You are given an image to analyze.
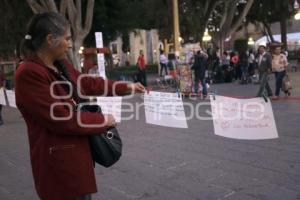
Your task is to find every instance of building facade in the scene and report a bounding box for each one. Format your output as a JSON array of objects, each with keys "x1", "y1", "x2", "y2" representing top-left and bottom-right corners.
[{"x1": 109, "y1": 29, "x2": 160, "y2": 67}]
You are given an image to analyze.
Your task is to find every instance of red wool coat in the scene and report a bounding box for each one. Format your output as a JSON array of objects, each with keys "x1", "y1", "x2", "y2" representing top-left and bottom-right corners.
[{"x1": 15, "y1": 57, "x2": 128, "y2": 200}]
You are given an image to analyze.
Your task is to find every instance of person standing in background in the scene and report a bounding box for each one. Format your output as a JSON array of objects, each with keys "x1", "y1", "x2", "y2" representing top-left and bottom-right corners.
[
  {"x1": 221, "y1": 51, "x2": 232, "y2": 83},
  {"x1": 248, "y1": 49, "x2": 255, "y2": 76},
  {"x1": 191, "y1": 50, "x2": 208, "y2": 98},
  {"x1": 137, "y1": 50, "x2": 147, "y2": 86},
  {"x1": 272, "y1": 46, "x2": 288, "y2": 100},
  {"x1": 231, "y1": 52, "x2": 240, "y2": 81},
  {"x1": 238, "y1": 51, "x2": 249, "y2": 84},
  {"x1": 256, "y1": 45, "x2": 273, "y2": 98},
  {"x1": 159, "y1": 50, "x2": 168, "y2": 76}
]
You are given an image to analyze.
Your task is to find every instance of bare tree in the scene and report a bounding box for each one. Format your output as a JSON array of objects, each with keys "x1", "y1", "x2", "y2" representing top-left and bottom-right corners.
[
  {"x1": 26, "y1": 0, "x2": 95, "y2": 70},
  {"x1": 212, "y1": 0, "x2": 254, "y2": 51},
  {"x1": 223, "y1": 0, "x2": 254, "y2": 38}
]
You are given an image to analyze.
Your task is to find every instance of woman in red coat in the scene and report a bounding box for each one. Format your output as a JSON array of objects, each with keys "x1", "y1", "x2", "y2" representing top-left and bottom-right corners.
[{"x1": 15, "y1": 12, "x2": 145, "y2": 200}]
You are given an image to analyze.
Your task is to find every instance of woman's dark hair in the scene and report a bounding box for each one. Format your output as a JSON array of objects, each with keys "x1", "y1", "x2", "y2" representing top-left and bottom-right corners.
[
  {"x1": 20, "y1": 12, "x2": 72, "y2": 85},
  {"x1": 20, "y1": 12, "x2": 70, "y2": 57}
]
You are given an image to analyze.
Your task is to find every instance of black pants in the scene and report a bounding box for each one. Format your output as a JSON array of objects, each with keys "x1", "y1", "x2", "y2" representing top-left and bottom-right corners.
[
  {"x1": 138, "y1": 69, "x2": 147, "y2": 87},
  {"x1": 256, "y1": 73, "x2": 273, "y2": 97},
  {"x1": 274, "y1": 70, "x2": 286, "y2": 96},
  {"x1": 160, "y1": 63, "x2": 168, "y2": 76},
  {"x1": 194, "y1": 77, "x2": 207, "y2": 95},
  {"x1": 235, "y1": 65, "x2": 242, "y2": 80},
  {"x1": 75, "y1": 194, "x2": 92, "y2": 200}
]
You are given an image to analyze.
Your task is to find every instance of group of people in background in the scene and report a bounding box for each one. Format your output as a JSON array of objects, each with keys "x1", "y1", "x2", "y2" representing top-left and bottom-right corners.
[
  {"x1": 0, "y1": 44, "x2": 292, "y2": 126},
  {"x1": 158, "y1": 44, "x2": 290, "y2": 100},
  {"x1": 256, "y1": 45, "x2": 290, "y2": 99}
]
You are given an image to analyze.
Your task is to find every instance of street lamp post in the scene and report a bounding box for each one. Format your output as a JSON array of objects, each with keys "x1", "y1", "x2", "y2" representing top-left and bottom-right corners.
[
  {"x1": 294, "y1": 0, "x2": 300, "y2": 20},
  {"x1": 295, "y1": 10, "x2": 300, "y2": 20},
  {"x1": 203, "y1": 30, "x2": 212, "y2": 42},
  {"x1": 248, "y1": 37, "x2": 255, "y2": 45},
  {"x1": 173, "y1": 0, "x2": 181, "y2": 56},
  {"x1": 202, "y1": 29, "x2": 212, "y2": 49}
]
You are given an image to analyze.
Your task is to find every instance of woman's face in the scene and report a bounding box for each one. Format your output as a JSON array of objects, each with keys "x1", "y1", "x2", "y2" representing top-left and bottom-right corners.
[
  {"x1": 48, "y1": 28, "x2": 72, "y2": 60},
  {"x1": 259, "y1": 47, "x2": 265, "y2": 54},
  {"x1": 274, "y1": 47, "x2": 281, "y2": 55}
]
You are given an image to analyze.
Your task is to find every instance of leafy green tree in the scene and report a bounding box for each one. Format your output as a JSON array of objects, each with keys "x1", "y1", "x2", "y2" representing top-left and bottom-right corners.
[
  {"x1": 247, "y1": 0, "x2": 297, "y2": 49},
  {"x1": 0, "y1": 0, "x2": 32, "y2": 58}
]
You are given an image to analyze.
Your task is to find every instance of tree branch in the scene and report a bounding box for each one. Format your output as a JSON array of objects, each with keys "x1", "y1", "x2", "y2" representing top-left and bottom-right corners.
[
  {"x1": 46, "y1": 0, "x2": 58, "y2": 12},
  {"x1": 76, "y1": 0, "x2": 82, "y2": 30},
  {"x1": 60, "y1": 0, "x2": 68, "y2": 15},
  {"x1": 227, "y1": 0, "x2": 255, "y2": 37},
  {"x1": 82, "y1": 0, "x2": 94, "y2": 36},
  {"x1": 224, "y1": 0, "x2": 238, "y2": 30},
  {"x1": 66, "y1": 0, "x2": 77, "y2": 32},
  {"x1": 39, "y1": 0, "x2": 47, "y2": 8},
  {"x1": 203, "y1": 0, "x2": 221, "y2": 29},
  {"x1": 263, "y1": 21, "x2": 275, "y2": 42},
  {"x1": 26, "y1": 0, "x2": 45, "y2": 13},
  {"x1": 218, "y1": 2, "x2": 228, "y2": 30},
  {"x1": 204, "y1": 0, "x2": 210, "y2": 14}
]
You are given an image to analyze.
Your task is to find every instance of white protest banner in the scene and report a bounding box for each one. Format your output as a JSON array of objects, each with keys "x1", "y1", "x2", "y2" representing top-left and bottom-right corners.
[
  {"x1": 210, "y1": 95, "x2": 278, "y2": 140},
  {"x1": 144, "y1": 91, "x2": 188, "y2": 128},
  {"x1": 6, "y1": 90, "x2": 17, "y2": 108},
  {"x1": 0, "y1": 88, "x2": 6, "y2": 105},
  {"x1": 95, "y1": 32, "x2": 106, "y2": 79},
  {"x1": 96, "y1": 97, "x2": 122, "y2": 123}
]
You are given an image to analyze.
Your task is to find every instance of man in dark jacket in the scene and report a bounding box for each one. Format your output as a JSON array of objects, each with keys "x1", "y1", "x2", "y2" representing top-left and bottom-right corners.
[
  {"x1": 192, "y1": 50, "x2": 208, "y2": 98},
  {"x1": 256, "y1": 45, "x2": 273, "y2": 97}
]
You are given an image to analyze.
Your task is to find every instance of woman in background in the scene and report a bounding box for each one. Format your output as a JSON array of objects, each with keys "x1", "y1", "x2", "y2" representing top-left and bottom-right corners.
[{"x1": 272, "y1": 46, "x2": 288, "y2": 99}]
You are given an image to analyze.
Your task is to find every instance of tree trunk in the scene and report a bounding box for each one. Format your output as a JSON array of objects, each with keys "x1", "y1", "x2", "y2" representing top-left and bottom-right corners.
[
  {"x1": 280, "y1": 17, "x2": 287, "y2": 50},
  {"x1": 263, "y1": 21, "x2": 275, "y2": 42},
  {"x1": 213, "y1": 0, "x2": 254, "y2": 51},
  {"x1": 26, "y1": 0, "x2": 94, "y2": 71},
  {"x1": 199, "y1": 1, "x2": 220, "y2": 47},
  {"x1": 199, "y1": 28, "x2": 205, "y2": 48},
  {"x1": 72, "y1": 38, "x2": 84, "y2": 70},
  {"x1": 226, "y1": 0, "x2": 255, "y2": 38}
]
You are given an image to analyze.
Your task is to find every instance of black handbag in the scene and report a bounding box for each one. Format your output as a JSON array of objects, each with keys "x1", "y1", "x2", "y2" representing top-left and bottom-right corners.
[
  {"x1": 50, "y1": 62, "x2": 122, "y2": 168},
  {"x1": 79, "y1": 102, "x2": 122, "y2": 168}
]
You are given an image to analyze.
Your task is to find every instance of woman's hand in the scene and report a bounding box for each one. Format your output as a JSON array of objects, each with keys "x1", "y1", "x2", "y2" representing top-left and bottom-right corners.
[
  {"x1": 127, "y1": 82, "x2": 146, "y2": 94},
  {"x1": 103, "y1": 114, "x2": 117, "y2": 127}
]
